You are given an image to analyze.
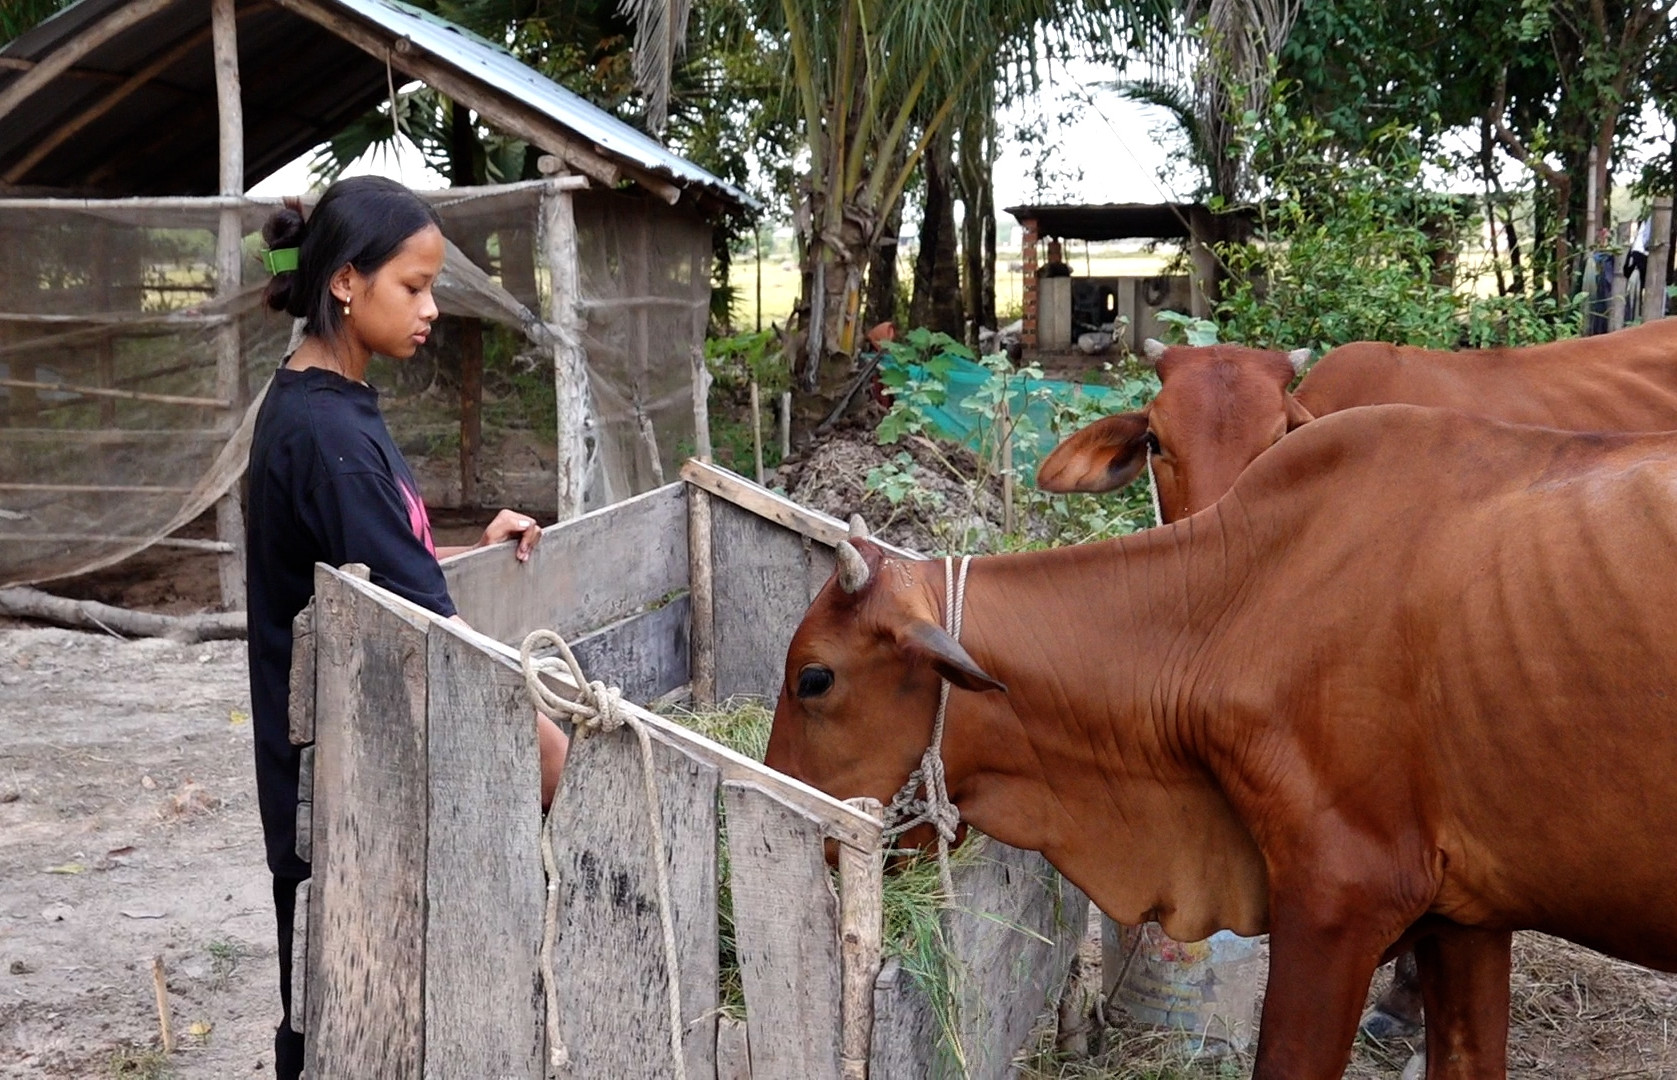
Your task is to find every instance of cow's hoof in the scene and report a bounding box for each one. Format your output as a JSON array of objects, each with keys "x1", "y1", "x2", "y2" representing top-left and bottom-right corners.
[
  {"x1": 1400, "y1": 1049, "x2": 1426, "y2": 1080},
  {"x1": 1359, "y1": 1004, "x2": 1423, "y2": 1042}
]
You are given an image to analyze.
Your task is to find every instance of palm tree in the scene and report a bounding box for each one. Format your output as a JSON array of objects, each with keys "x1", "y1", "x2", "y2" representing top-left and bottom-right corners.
[{"x1": 737, "y1": 0, "x2": 1172, "y2": 419}]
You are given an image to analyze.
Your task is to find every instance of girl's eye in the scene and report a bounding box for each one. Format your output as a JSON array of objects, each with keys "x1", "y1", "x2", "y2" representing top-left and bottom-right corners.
[{"x1": 796, "y1": 665, "x2": 834, "y2": 699}]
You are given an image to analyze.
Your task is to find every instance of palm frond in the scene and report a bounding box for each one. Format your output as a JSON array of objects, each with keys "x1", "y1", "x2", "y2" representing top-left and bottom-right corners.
[{"x1": 616, "y1": 0, "x2": 692, "y2": 135}]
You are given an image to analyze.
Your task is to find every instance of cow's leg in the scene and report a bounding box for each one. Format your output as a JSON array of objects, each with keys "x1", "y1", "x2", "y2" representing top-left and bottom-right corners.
[
  {"x1": 1414, "y1": 925, "x2": 1511, "y2": 1080},
  {"x1": 1252, "y1": 900, "x2": 1392, "y2": 1080},
  {"x1": 1362, "y1": 949, "x2": 1425, "y2": 1040}
]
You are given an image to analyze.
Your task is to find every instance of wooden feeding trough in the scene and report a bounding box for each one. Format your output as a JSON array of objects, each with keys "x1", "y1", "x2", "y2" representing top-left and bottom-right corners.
[{"x1": 288, "y1": 461, "x2": 1088, "y2": 1079}]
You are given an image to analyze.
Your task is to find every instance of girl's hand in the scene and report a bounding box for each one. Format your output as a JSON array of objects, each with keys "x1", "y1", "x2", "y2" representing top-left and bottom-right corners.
[{"x1": 477, "y1": 509, "x2": 543, "y2": 562}]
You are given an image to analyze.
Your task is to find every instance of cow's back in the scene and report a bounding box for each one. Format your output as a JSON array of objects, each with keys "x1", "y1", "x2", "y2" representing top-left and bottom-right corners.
[
  {"x1": 1295, "y1": 320, "x2": 1677, "y2": 431},
  {"x1": 1206, "y1": 405, "x2": 1677, "y2": 968}
]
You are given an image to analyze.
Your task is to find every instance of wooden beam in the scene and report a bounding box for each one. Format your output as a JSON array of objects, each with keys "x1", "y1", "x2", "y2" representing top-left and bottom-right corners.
[
  {"x1": 0, "y1": 0, "x2": 178, "y2": 121},
  {"x1": 679, "y1": 459, "x2": 921, "y2": 559},
  {"x1": 543, "y1": 181, "x2": 591, "y2": 519},
  {"x1": 4, "y1": 25, "x2": 213, "y2": 183},
  {"x1": 267, "y1": 0, "x2": 624, "y2": 190},
  {"x1": 0, "y1": 482, "x2": 196, "y2": 495},
  {"x1": 0, "y1": 533, "x2": 234, "y2": 552},
  {"x1": 212, "y1": 0, "x2": 247, "y2": 612},
  {"x1": 0, "y1": 379, "x2": 230, "y2": 408}
]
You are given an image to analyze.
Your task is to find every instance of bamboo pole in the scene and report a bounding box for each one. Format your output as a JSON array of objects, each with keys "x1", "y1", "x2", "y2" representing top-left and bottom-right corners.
[
  {"x1": 1648, "y1": 197, "x2": 1673, "y2": 321},
  {"x1": 0, "y1": 534, "x2": 234, "y2": 552},
  {"x1": 779, "y1": 391, "x2": 791, "y2": 461},
  {"x1": 212, "y1": 0, "x2": 248, "y2": 611},
  {"x1": 0, "y1": 483, "x2": 196, "y2": 495}
]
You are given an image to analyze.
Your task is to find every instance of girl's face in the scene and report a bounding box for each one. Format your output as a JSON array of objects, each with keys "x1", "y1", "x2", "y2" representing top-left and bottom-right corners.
[{"x1": 333, "y1": 224, "x2": 444, "y2": 360}]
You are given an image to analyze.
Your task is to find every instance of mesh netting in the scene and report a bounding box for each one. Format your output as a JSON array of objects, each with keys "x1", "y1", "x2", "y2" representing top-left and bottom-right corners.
[{"x1": 0, "y1": 182, "x2": 711, "y2": 590}]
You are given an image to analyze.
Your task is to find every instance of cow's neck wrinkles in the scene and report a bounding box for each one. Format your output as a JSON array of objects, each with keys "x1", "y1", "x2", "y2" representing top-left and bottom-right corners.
[{"x1": 934, "y1": 518, "x2": 1270, "y2": 941}]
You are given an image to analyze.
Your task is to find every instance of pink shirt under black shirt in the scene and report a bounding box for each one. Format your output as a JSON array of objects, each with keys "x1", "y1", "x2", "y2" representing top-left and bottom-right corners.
[{"x1": 244, "y1": 364, "x2": 455, "y2": 879}]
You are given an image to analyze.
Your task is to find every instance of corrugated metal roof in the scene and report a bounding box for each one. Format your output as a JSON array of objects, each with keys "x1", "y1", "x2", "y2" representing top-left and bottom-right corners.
[
  {"x1": 322, "y1": 0, "x2": 755, "y2": 210},
  {"x1": 0, "y1": 0, "x2": 754, "y2": 211}
]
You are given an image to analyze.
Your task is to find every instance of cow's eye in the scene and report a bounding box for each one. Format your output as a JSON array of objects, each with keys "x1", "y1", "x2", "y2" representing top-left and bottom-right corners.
[
  {"x1": 1144, "y1": 430, "x2": 1161, "y2": 455},
  {"x1": 797, "y1": 665, "x2": 834, "y2": 698}
]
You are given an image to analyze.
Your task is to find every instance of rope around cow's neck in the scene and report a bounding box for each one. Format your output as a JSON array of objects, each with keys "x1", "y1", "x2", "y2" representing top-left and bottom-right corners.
[
  {"x1": 1145, "y1": 445, "x2": 1164, "y2": 528},
  {"x1": 880, "y1": 553, "x2": 972, "y2": 901},
  {"x1": 520, "y1": 628, "x2": 688, "y2": 1080}
]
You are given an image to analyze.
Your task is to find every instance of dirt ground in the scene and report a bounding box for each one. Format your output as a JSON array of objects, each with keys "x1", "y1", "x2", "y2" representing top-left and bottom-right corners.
[{"x1": 6, "y1": 512, "x2": 1677, "y2": 1078}]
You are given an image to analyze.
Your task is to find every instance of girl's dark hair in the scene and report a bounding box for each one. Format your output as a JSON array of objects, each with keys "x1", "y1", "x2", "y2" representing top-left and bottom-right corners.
[{"x1": 261, "y1": 175, "x2": 443, "y2": 338}]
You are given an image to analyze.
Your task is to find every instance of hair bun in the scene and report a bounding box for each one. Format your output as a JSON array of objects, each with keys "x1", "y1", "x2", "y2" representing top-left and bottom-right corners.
[{"x1": 261, "y1": 199, "x2": 308, "y2": 315}]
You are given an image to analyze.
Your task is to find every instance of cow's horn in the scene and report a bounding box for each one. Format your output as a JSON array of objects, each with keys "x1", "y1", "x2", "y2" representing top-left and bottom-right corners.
[
  {"x1": 836, "y1": 541, "x2": 870, "y2": 593},
  {"x1": 1141, "y1": 338, "x2": 1167, "y2": 367},
  {"x1": 1287, "y1": 347, "x2": 1311, "y2": 375},
  {"x1": 847, "y1": 513, "x2": 870, "y2": 540}
]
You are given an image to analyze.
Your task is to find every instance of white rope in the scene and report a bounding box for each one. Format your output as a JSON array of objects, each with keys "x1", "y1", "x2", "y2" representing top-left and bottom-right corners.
[
  {"x1": 880, "y1": 554, "x2": 972, "y2": 901},
  {"x1": 1145, "y1": 444, "x2": 1164, "y2": 528},
  {"x1": 520, "y1": 629, "x2": 688, "y2": 1080}
]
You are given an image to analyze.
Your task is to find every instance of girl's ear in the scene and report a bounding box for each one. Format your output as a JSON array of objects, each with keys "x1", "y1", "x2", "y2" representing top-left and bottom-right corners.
[{"x1": 329, "y1": 263, "x2": 355, "y2": 303}]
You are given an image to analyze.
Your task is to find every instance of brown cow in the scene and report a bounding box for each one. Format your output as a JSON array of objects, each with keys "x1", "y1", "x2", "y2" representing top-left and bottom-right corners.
[
  {"x1": 1036, "y1": 319, "x2": 1677, "y2": 523},
  {"x1": 769, "y1": 405, "x2": 1677, "y2": 1080}
]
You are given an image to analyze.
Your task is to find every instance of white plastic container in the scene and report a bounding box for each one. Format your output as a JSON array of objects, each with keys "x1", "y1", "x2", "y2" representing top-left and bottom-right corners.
[{"x1": 1104, "y1": 920, "x2": 1267, "y2": 1052}]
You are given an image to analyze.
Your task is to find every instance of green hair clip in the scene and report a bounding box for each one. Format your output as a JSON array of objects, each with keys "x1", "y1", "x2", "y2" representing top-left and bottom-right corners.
[{"x1": 261, "y1": 247, "x2": 300, "y2": 275}]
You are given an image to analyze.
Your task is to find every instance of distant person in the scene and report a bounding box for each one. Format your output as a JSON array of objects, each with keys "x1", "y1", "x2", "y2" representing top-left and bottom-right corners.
[
  {"x1": 1625, "y1": 217, "x2": 1652, "y2": 323},
  {"x1": 1037, "y1": 237, "x2": 1073, "y2": 278},
  {"x1": 246, "y1": 176, "x2": 569, "y2": 1080}
]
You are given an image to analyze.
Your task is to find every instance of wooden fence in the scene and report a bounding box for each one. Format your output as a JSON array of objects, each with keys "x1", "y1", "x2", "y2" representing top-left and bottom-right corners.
[{"x1": 289, "y1": 461, "x2": 1088, "y2": 1079}]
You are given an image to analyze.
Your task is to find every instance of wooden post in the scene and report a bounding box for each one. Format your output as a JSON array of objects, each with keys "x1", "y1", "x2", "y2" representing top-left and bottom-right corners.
[
  {"x1": 459, "y1": 318, "x2": 484, "y2": 507},
  {"x1": 692, "y1": 343, "x2": 713, "y2": 463},
  {"x1": 779, "y1": 391, "x2": 792, "y2": 461},
  {"x1": 838, "y1": 798, "x2": 884, "y2": 1080},
  {"x1": 999, "y1": 395, "x2": 1014, "y2": 537},
  {"x1": 1609, "y1": 252, "x2": 1627, "y2": 332},
  {"x1": 750, "y1": 379, "x2": 764, "y2": 483},
  {"x1": 542, "y1": 177, "x2": 591, "y2": 519},
  {"x1": 1648, "y1": 197, "x2": 1673, "y2": 321},
  {"x1": 211, "y1": 0, "x2": 247, "y2": 611},
  {"x1": 687, "y1": 485, "x2": 716, "y2": 705}
]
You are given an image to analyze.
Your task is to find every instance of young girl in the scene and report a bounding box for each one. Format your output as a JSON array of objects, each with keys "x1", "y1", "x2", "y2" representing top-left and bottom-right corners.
[{"x1": 245, "y1": 175, "x2": 568, "y2": 1079}]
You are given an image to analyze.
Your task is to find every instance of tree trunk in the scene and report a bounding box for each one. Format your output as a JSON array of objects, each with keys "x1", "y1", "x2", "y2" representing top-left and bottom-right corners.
[
  {"x1": 955, "y1": 109, "x2": 997, "y2": 343},
  {"x1": 910, "y1": 133, "x2": 965, "y2": 337},
  {"x1": 863, "y1": 174, "x2": 905, "y2": 330}
]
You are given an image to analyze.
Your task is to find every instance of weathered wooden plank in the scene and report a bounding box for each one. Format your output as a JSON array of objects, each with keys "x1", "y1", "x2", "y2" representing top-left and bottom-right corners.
[
  {"x1": 305, "y1": 565, "x2": 432, "y2": 1078},
  {"x1": 548, "y1": 725, "x2": 720, "y2": 1080},
  {"x1": 328, "y1": 578, "x2": 884, "y2": 853},
  {"x1": 867, "y1": 957, "x2": 939, "y2": 1080},
  {"x1": 422, "y1": 621, "x2": 547, "y2": 1080},
  {"x1": 868, "y1": 839, "x2": 1090, "y2": 1080},
  {"x1": 294, "y1": 745, "x2": 314, "y2": 863},
  {"x1": 722, "y1": 780, "x2": 844, "y2": 1080},
  {"x1": 943, "y1": 841, "x2": 1088, "y2": 1079},
  {"x1": 441, "y1": 481, "x2": 688, "y2": 646},
  {"x1": 567, "y1": 595, "x2": 691, "y2": 704},
  {"x1": 288, "y1": 600, "x2": 315, "y2": 746},
  {"x1": 680, "y1": 460, "x2": 919, "y2": 560},
  {"x1": 711, "y1": 499, "x2": 826, "y2": 702},
  {"x1": 716, "y1": 1016, "x2": 751, "y2": 1080},
  {"x1": 290, "y1": 878, "x2": 309, "y2": 1036}
]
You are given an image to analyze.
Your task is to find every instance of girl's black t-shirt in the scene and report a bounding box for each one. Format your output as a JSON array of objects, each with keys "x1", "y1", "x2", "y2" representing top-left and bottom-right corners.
[{"x1": 245, "y1": 365, "x2": 456, "y2": 878}]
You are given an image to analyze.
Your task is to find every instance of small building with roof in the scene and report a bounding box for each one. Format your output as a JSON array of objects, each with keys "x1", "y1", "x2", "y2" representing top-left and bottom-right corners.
[{"x1": 0, "y1": 0, "x2": 754, "y2": 601}]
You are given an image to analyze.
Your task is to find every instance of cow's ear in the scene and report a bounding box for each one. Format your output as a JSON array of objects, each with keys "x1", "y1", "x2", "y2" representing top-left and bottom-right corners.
[
  {"x1": 899, "y1": 620, "x2": 1007, "y2": 694},
  {"x1": 1035, "y1": 410, "x2": 1152, "y2": 494},
  {"x1": 1284, "y1": 394, "x2": 1315, "y2": 431}
]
